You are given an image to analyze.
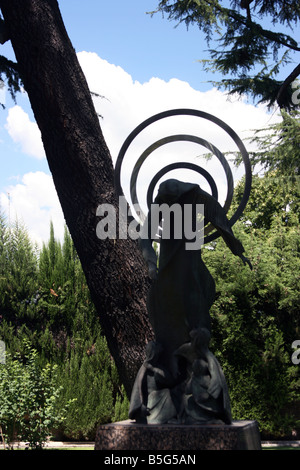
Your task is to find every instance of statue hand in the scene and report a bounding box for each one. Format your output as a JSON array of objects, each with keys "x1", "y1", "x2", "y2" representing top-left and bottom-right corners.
[{"x1": 241, "y1": 255, "x2": 252, "y2": 270}]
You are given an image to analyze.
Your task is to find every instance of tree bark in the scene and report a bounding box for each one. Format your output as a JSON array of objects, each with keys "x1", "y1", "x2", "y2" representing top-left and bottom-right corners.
[{"x1": 0, "y1": 0, "x2": 153, "y2": 396}]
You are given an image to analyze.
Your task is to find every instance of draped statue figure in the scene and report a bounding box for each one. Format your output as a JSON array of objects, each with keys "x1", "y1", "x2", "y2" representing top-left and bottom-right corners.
[{"x1": 129, "y1": 179, "x2": 251, "y2": 425}]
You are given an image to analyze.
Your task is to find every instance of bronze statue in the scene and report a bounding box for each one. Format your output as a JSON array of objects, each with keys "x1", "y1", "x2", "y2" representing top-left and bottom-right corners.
[
  {"x1": 129, "y1": 179, "x2": 251, "y2": 424},
  {"x1": 115, "y1": 109, "x2": 252, "y2": 426}
]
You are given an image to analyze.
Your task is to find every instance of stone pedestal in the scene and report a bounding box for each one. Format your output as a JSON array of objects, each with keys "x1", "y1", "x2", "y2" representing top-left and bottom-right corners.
[{"x1": 94, "y1": 420, "x2": 261, "y2": 451}]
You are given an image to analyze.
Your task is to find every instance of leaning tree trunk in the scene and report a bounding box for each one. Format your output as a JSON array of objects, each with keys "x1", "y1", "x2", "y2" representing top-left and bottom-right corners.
[{"x1": 0, "y1": 0, "x2": 153, "y2": 396}]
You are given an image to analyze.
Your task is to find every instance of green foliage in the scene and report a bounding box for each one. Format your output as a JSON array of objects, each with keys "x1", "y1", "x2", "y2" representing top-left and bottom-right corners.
[
  {"x1": 112, "y1": 386, "x2": 130, "y2": 423},
  {"x1": 0, "y1": 15, "x2": 23, "y2": 106},
  {"x1": 201, "y1": 113, "x2": 300, "y2": 437},
  {"x1": 153, "y1": 0, "x2": 300, "y2": 109},
  {"x1": 0, "y1": 340, "x2": 70, "y2": 449},
  {"x1": 0, "y1": 217, "x2": 38, "y2": 323},
  {"x1": 247, "y1": 109, "x2": 300, "y2": 176},
  {"x1": 55, "y1": 332, "x2": 129, "y2": 440},
  {"x1": 203, "y1": 213, "x2": 299, "y2": 436},
  {"x1": 0, "y1": 54, "x2": 22, "y2": 106},
  {"x1": 0, "y1": 110, "x2": 299, "y2": 439},
  {"x1": 0, "y1": 218, "x2": 129, "y2": 442}
]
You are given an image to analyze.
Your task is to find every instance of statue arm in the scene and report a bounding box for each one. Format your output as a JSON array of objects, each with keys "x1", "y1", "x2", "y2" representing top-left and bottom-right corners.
[
  {"x1": 197, "y1": 189, "x2": 252, "y2": 269},
  {"x1": 215, "y1": 223, "x2": 252, "y2": 269}
]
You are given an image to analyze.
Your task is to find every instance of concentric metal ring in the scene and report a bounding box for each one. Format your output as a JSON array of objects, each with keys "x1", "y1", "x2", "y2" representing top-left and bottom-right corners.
[
  {"x1": 115, "y1": 108, "x2": 251, "y2": 243},
  {"x1": 129, "y1": 134, "x2": 233, "y2": 237},
  {"x1": 146, "y1": 161, "x2": 218, "y2": 211}
]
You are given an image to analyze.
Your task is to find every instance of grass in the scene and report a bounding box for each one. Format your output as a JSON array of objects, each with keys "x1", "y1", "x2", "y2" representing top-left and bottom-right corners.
[{"x1": 263, "y1": 446, "x2": 300, "y2": 450}]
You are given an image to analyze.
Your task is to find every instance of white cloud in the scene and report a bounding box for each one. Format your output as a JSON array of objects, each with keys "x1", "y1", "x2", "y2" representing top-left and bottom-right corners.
[
  {"x1": 0, "y1": 171, "x2": 65, "y2": 246},
  {"x1": 78, "y1": 51, "x2": 281, "y2": 214},
  {"x1": 5, "y1": 105, "x2": 45, "y2": 159},
  {"x1": 78, "y1": 51, "x2": 280, "y2": 153},
  {"x1": 2, "y1": 52, "x2": 282, "y2": 243}
]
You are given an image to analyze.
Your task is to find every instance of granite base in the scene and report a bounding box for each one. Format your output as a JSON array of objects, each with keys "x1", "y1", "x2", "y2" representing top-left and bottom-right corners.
[{"x1": 94, "y1": 420, "x2": 261, "y2": 450}]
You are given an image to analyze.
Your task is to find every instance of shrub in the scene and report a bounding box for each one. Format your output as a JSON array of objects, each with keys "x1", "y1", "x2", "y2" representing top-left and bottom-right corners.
[{"x1": 0, "y1": 341, "x2": 71, "y2": 449}]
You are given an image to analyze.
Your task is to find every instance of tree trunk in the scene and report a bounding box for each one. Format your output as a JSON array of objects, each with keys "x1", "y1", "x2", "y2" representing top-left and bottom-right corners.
[{"x1": 0, "y1": 0, "x2": 153, "y2": 396}]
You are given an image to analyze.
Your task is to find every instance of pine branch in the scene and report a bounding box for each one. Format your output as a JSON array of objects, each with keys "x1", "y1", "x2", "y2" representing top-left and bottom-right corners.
[
  {"x1": 0, "y1": 55, "x2": 23, "y2": 103},
  {"x1": 276, "y1": 62, "x2": 300, "y2": 108},
  {"x1": 0, "y1": 18, "x2": 9, "y2": 44}
]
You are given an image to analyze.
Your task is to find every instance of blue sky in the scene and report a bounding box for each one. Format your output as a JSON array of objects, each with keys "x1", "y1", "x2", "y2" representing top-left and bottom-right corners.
[
  {"x1": 0, "y1": 0, "x2": 298, "y2": 244},
  {"x1": 59, "y1": 0, "x2": 215, "y2": 90}
]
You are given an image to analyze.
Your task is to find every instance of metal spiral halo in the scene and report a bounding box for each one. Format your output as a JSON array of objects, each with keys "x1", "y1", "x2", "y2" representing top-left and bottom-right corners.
[{"x1": 114, "y1": 108, "x2": 252, "y2": 243}]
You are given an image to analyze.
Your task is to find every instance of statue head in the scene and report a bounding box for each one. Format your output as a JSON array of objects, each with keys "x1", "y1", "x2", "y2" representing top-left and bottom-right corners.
[{"x1": 157, "y1": 178, "x2": 198, "y2": 204}]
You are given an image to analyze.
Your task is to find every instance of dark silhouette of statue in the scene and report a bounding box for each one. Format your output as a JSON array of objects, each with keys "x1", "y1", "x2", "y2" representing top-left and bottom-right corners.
[{"x1": 129, "y1": 179, "x2": 251, "y2": 425}]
